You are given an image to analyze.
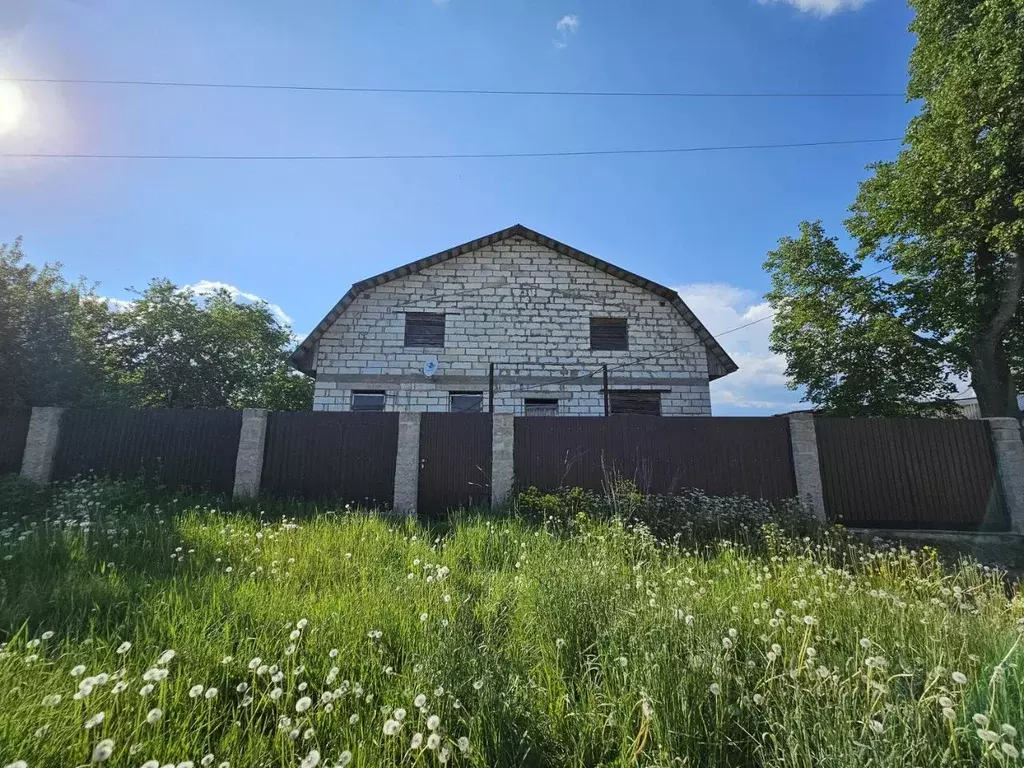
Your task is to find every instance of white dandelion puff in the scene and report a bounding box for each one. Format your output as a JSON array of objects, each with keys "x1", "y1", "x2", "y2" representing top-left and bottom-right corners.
[
  {"x1": 146, "y1": 708, "x2": 162, "y2": 724},
  {"x1": 85, "y1": 711, "x2": 105, "y2": 729},
  {"x1": 157, "y1": 650, "x2": 175, "y2": 665},
  {"x1": 973, "y1": 713, "x2": 991, "y2": 728},
  {"x1": 71, "y1": 664, "x2": 87, "y2": 677},
  {"x1": 978, "y1": 729, "x2": 1001, "y2": 743},
  {"x1": 427, "y1": 714, "x2": 441, "y2": 731},
  {"x1": 710, "y1": 683, "x2": 721, "y2": 696},
  {"x1": 410, "y1": 732, "x2": 424, "y2": 749},
  {"x1": 1001, "y1": 743, "x2": 1020, "y2": 759},
  {"x1": 189, "y1": 685, "x2": 204, "y2": 699},
  {"x1": 383, "y1": 719, "x2": 401, "y2": 736},
  {"x1": 951, "y1": 671, "x2": 968, "y2": 685},
  {"x1": 868, "y1": 719, "x2": 884, "y2": 735},
  {"x1": 296, "y1": 696, "x2": 312, "y2": 713},
  {"x1": 1001, "y1": 723, "x2": 1018, "y2": 739},
  {"x1": 91, "y1": 738, "x2": 115, "y2": 762},
  {"x1": 116, "y1": 641, "x2": 132, "y2": 654},
  {"x1": 299, "y1": 749, "x2": 320, "y2": 768},
  {"x1": 426, "y1": 733, "x2": 441, "y2": 750},
  {"x1": 338, "y1": 751, "x2": 352, "y2": 766},
  {"x1": 205, "y1": 687, "x2": 218, "y2": 700}
]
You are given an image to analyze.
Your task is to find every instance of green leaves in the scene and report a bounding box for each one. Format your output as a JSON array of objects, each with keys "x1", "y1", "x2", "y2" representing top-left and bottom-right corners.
[{"x1": 767, "y1": 0, "x2": 1024, "y2": 418}]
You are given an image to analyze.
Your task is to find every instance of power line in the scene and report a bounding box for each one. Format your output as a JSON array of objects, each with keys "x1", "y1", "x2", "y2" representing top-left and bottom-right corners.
[
  {"x1": 3, "y1": 77, "x2": 907, "y2": 99},
  {"x1": 512, "y1": 263, "x2": 894, "y2": 394},
  {"x1": 0, "y1": 137, "x2": 901, "y2": 162}
]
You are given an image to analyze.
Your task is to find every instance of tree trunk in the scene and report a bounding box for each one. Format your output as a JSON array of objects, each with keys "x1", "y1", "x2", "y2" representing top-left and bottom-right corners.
[{"x1": 970, "y1": 250, "x2": 1023, "y2": 419}]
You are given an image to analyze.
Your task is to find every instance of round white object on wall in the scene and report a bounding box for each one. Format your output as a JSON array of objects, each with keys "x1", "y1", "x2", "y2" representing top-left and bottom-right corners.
[{"x1": 423, "y1": 356, "x2": 439, "y2": 377}]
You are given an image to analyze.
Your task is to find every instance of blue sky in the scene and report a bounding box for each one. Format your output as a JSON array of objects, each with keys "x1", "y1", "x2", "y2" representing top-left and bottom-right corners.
[{"x1": 0, "y1": 0, "x2": 919, "y2": 413}]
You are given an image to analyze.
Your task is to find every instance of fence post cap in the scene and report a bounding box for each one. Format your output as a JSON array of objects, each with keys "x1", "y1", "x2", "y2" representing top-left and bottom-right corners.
[{"x1": 241, "y1": 408, "x2": 269, "y2": 418}]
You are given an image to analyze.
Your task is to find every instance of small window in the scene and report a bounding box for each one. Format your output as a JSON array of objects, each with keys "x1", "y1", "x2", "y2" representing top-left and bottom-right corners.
[
  {"x1": 590, "y1": 317, "x2": 628, "y2": 350},
  {"x1": 404, "y1": 312, "x2": 445, "y2": 347},
  {"x1": 609, "y1": 391, "x2": 661, "y2": 416},
  {"x1": 351, "y1": 391, "x2": 386, "y2": 412},
  {"x1": 450, "y1": 392, "x2": 483, "y2": 413},
  {"x1": 524, "y1": 398, "x2": 559, "y2": 416}
]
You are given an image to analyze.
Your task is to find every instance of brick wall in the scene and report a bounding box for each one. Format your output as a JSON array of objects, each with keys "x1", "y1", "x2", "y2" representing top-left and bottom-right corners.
[{"x1": 313, "y1": 235, "x2": 714, "y2": 415}]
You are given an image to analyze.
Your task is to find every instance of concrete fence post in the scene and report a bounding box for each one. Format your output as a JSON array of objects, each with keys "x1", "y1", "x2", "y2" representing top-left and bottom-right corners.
[
  {"x1": 787, "y1": 413, "x2": 827, "y2": 522},
  {"x1": 20, "y1": 406, "x2": 65, "y2": 485},
  {"x1": 491, "y1": 413, "x2": 515, "y2": 509},
  {"x1": 233, "y1": 409, "x2": 269, "y2": 500},
  {"x1": 985, "y1": 417, "x2": 1024, "y2": 535},
  {"x1": 393, "y1": 412, "x2": 421, "y2": 517}
]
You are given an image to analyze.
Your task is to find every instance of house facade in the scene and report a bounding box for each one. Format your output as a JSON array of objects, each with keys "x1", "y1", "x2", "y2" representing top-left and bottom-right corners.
[{"x1": 290, "y1": 225, "x2": 737, "y2": 416}]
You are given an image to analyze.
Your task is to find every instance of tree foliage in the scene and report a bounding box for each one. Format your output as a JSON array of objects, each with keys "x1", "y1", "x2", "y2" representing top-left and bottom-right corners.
[
  {"x1": 0, "y1": 241, "x2": 312, "y2": 410},
  {"x1": 765, "y1": 0, "x2": 1024, "y2": 418}
]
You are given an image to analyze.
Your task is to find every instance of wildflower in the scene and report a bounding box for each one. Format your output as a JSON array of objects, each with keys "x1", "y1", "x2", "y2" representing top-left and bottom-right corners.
[
  {"x1": 139, "y1": 684, "x2": 155, "y2": 696},
  {"x1": 142, "y1": 762, "x2": 160, "y2": 768},
  {"x1": 710, "y1": 683, "x2": 721, "y2": 696},
  {"x1": 248, "y1": 657, "x2": 262, "y2": 671},
  {"x1": 728, "y1": 628, "x2": 738, "y2": 638},
  {"x1": 43, "y1": 693, "x2": 62, "y2": 706},
  {"x1": 157, "y1": 650, "x2": 175, "y2": 665},
  {"x1": 978, "y1": 729, "x2": 1001, "y2": 743},
  {"x1": 974, "y1": 713, "x2": 991, "y2": 728},
  {"x1": 296, "y1": 696, "x2": 312, "y2": 713},
  {"x1": 42, "y1": 631, "x2": 55, "y2": 640},
  {"x1": 349, "y1": 714, "x2": 359, "y2": 725},
  {"x1": 722, "y1": 637, "x2": 733, "y2": 650},
  {"x1": 92, "y1": 738, "x2": 115, "y2": 762},
  {"x1": 112, "y1": 681, "x2": 128, "y2": 694},
  {"x1": 205, "y1": 687, "x2": 218, "y2": 700},
  {"x1": 753, "y1": 693, "x2": 764, "y2": 705},
  {"x1": 146, "y1": 708, "x2": 162, "y2": 724},
  {"x1": 299, "y1": 750, "x2": 320, "y2": 768},
  {"x1": 434, "y1": 685, "x2": 445, "y2": 697},
  {"x1": 414, "y1": 693, "x2": 427, "y2": 708},
  {"x1": 71, "y1": 664, "x2": 87, "y2": 677},
  {"x1": 859, "y1": 638, "x2": 871, "y2": 649},
  {"x1": 803, "y1": 616, "x2": 817, "y2": 626},
  {"x1": 329, "y1": 649, "x2": 339, "y2": 658},
  {"x1": 116, "y1": 641, "x2": 132, "y2": 654},
  {"x1": 457, "y1": 736, "x2": 470, "y2": 755},
  {"x1": 35, "y1": 725, "x2": 50, "y2": 738},
  {"x1": 427, "y1": 733, "x2": 442, "y2": 750},
  {"x1": 383, "y1": 719, "x2": 401, "y2": 736},
  {"x1": 1002, "y1": 743, "x2": 1020, "y2": 759},
  {"x1": 938, "y1": 696, "x2": 953, "y2": 708},
  {"x1": 473, "y1": 679, "x2": 484, "y2": 691},
  {"x1": 868, "y1": 719, "x2": 884, "y2": 735},
  {"x1": 1001, "y1": 723, "x2": 1018, "y2": 739},
  {"x1": 297, "y1": 618, "x2": 308, "y2": 630},
  {"x1": 5, "y1": 761, "x2": 28, "y2": 768},
  {"x1": 615, "y1": 657, "x2": 628, "y2": 668},
  {"x1": 270, "y1": 687, "x2": 284, "y2": 701},
  {"x1": 236, "y1": 682, "x2": 249, "y2": 693},
  {"x1": 338, "y1": 751, "x2": 353, "y2": 766},
  {"x1": 951, "y1": 671, "x2": 968, "y2": 685},
  {"x1": 394, "y1": 708, "x2": 407, "y2": 721},
  {"x1": 427, "y1": 714, "x2": 441, "y2": 731},
  {"x1": 420, "y1": 613, "x2": 428, "y2": 622},
  {"x1": 221, "y1": 656, "x2": 233, "y2": 665},
  {"x1": 85, "y1": 711, "x2": 106, "y2": 729},
  {"x1": 411, "y1": 732, "x2": 424, "y2": 749},
  {"x1": 556, "y1": 638, "x2": 566, "y2": 649},
  {"x1": 201, "y1": 757, "x2": 215, "y2": 768}
]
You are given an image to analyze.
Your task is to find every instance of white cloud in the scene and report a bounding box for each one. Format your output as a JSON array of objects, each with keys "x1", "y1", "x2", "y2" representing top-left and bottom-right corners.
[
  {"x1": 675, "y1": 283, "x2": 806, "y2": 414},
  {"x1": 185, "y1": 280, "x2": 294, "y2": 327},
  {"x1": 98, "y1": 296, "x2": 134, "y2": 313},
  {"x1": 554, "y1": 14, "x2": 579, "y2": 48},
  {"x1": 758, "y1": 0, "x2": 868, "y2": 15}
]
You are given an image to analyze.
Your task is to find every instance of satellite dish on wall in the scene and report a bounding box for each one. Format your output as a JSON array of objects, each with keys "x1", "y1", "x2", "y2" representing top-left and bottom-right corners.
[{"x1": 423, "y1": 356, "x2": 439, "y2": 377}]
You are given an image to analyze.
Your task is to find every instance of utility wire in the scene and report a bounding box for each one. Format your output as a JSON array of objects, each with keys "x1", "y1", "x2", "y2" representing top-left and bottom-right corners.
[
  {"x1": 3, "y1": 76, "x2": 907, "y2": 99},
  {"x1": 0, "y1": 137, "x2": 901, "y2": 162},
  {"x1": 511, "y1": 263, "x2": 894, "y2": 394}
]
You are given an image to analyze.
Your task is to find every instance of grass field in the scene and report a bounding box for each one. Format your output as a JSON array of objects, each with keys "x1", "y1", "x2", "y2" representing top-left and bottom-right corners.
[{"x1": 0, "y1": 480, "x2": 1022, "y2": 767}]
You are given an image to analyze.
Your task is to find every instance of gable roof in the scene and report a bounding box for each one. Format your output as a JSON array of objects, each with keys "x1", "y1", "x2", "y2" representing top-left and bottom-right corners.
[{"x1": 290, "y1": 224, "x2": 738, "y2": 380}]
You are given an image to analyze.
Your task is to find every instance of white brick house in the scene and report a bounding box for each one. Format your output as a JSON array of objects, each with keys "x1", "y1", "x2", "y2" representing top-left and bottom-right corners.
[{"x1": 291, "y1": 225, "x2": 737, "y2": 416}]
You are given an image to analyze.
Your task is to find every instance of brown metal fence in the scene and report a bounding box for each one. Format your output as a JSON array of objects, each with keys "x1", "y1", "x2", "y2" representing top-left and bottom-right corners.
[
  {"x1": 0, "y1": 408, "x2": 31, "y2": 475},
  {"x1": 418, "y1": 413, "x2": 492, "y2": 518},
  {"x1": 815, "y1": 418, "x2": 1006, "y2": 530},
  {"x1": 260, "y1": 411, "x2": 399, "y2": 505},
  {"x1": 514, "y1": 416, "x2": 796, "y2": 500},
  {"x1": 52, "y1": 408, "x2": 241, "y2": 493}
]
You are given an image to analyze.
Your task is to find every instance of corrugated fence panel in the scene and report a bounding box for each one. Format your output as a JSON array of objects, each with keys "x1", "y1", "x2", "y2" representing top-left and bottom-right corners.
[
  {"x1": 0, "y1": 408, "x2": 31, "y2": 475},
  {"x1": 260, "y1": 411, "x2": 398, "y2": 506},
  {"x1": 514, "y1": 416, "x2": 796, "y2": 500},
  {"x1": 52, "y1": 408, "x2": 241, "y2": 493},
  {"x1": 418, "y1": 413, "x2": 492, "y2": 518},
  {"x1": 815, "y1": 418, "x2": 1006, "y2": 530}
]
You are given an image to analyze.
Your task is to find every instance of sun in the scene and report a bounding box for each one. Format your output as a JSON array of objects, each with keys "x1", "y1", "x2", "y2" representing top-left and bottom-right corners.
[{"x1": 0, "y1": 82, "x2": 25, "y2": 135}]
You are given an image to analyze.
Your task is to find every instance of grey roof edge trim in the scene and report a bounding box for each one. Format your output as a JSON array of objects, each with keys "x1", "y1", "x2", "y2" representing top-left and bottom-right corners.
[{"x1": 289, "y1": 224, "x2": 738, "y2": 378}]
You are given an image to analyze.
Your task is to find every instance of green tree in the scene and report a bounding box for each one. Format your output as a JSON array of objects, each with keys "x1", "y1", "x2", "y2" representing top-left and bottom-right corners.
[
  {"x1": 766, "y1": 0, "x2": 1024, "y2": 418},
  {"x1": 109, "y1": 280, "x2": 312, "y2": 410},
  {"x1": 765, "y1": 223, "x2": 960, "y2": 417},
  {"x1": 0, "y1": 237, "x2": 114, "y2": 407}
]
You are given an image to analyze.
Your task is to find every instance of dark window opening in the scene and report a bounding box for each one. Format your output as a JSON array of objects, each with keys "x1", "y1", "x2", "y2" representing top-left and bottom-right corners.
[
  {"x1": 404, "y1": 312, "x2": 445, "y2": 347},
  {"x1": 525, "y1": 398, "x2": 559, "y2": 416},
  {"x1": 450, "y1": 392, "x2": 483, "y2": 413},
  {"x1": 609, "y1": 391, "x2": 661, "y2": 416},
  {"x1": 351, "y1": 391, "x2": 386, "y2": 412},
  {"x1": 590, "y1": 317, "x2": 628, "y2": 351}
]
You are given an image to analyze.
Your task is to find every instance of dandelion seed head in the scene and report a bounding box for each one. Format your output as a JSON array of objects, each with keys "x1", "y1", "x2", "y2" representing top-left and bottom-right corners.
[{"x1": 91, "y1": 738, "x2": 115, "y2": 762}]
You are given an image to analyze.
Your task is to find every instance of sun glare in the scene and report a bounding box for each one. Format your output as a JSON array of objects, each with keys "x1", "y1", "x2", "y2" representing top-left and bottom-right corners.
[{"x1": 0, "y1": 81, "x2": 26, "y2": 135}]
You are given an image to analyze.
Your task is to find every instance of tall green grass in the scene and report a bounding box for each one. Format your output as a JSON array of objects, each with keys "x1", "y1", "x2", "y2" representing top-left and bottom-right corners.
[{"x1": 0, "y1": 479, "x2": 1022, "y2": 767}]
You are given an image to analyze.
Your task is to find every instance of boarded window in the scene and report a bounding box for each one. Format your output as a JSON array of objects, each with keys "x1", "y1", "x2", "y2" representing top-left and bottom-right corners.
[
  {"x1": 351, "y1": 391, "x2": 386, "y2": 412},
  {"x1": 405, "y1": 313, "x2": 445, "y2": 347},
  {"x1": 525, "y1": 398, "x2": 559, "y2": 416},
  {"x1": 450, "y1": 392, "x2": 483, "y2": 413},
  {"x1": 590, "y1": 317, "x2": 628, "y2": 350},
  {"x1": 609, "y1": 391, "x2": 661, "y2": 416}
]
